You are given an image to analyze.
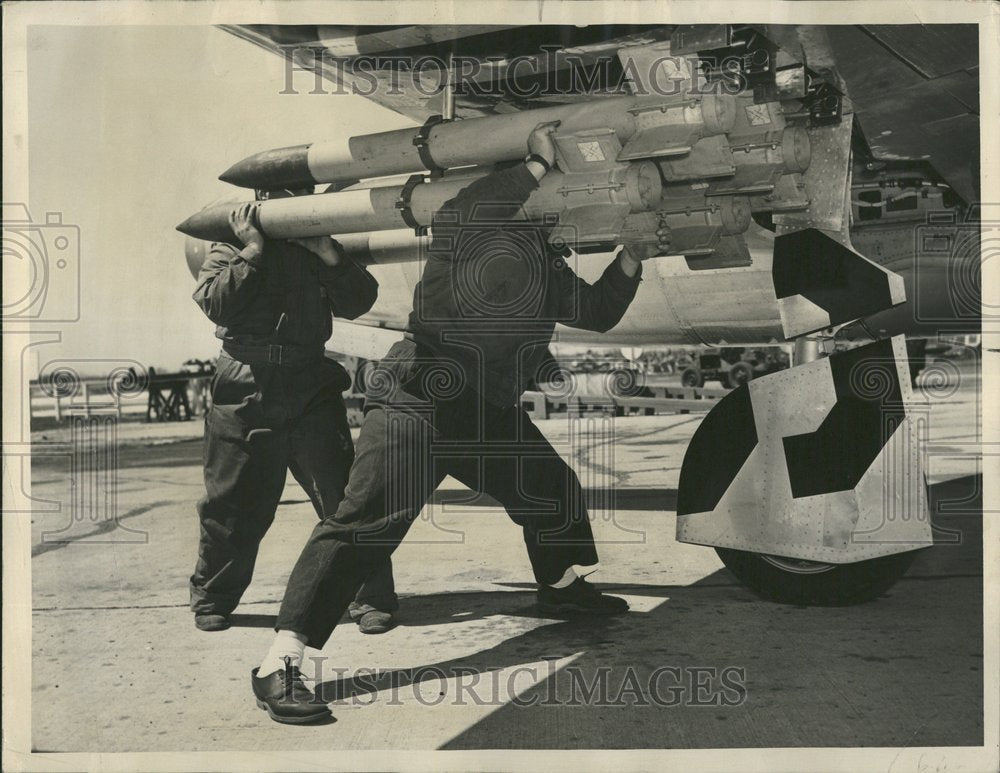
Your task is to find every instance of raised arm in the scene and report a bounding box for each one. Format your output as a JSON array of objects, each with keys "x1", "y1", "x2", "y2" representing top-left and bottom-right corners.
[
  {"x1": 192, "y1": 202, "x2": 268, "y2": 325},
  {"x1": 289, "y1": 236, "x2": 379, "y2": 320},
  {"x1": 555, "y1": 251, "x2": 642, "y2": 334},
  {"x1": 318, "y1": 258, "x2": 379, "y2": 320},
  {"x1": 555, "y1": 239, "x2": 669, "y2": 333},
  {"x1": 429, "y1": 120, "x2": 561, "y2": 259}
]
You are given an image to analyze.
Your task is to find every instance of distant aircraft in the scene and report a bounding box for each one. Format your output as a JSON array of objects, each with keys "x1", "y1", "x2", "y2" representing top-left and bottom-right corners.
[{"x1": 181, "y1": 24, "x2": 982, "y2": 605}]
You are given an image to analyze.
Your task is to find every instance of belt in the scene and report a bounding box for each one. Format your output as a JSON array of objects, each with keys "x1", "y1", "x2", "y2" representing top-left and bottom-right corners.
[{"x1": 222, "y1": 341, "x2": 325, "y2": 367}]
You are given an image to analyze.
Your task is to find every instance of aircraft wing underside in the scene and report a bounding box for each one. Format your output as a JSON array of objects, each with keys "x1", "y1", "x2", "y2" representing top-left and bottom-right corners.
[
  {"x1": 197, "y1": 23, "x2": 980, "y2": 346},
  {"x1": 221, "y1": 23, "x2": 979, "y2": 202}
]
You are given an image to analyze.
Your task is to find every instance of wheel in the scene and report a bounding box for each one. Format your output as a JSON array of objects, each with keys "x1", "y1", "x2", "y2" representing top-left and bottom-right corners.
[
  {"x1": 728, "y1": 361, "x2": 754, "y2": 387},
  {"x1": 681, "y1": 367, "x2": 704, "y2": 388},
  {"x1": 715, "y1": 547, "x2": 921, "y2": 605}
]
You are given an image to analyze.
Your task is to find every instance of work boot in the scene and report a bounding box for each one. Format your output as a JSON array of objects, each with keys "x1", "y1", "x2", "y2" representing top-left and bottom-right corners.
[
  {"x1": 537, "y1": 577, "x2": 629, "y2": 616},
  {"x1": 251, "y1": 656, "x2": 331, "y2": 725},
  {"x1": 194, "y1": 613, "x2": 230, "y2": 632},
  {"x1": 357, "y1": 610, "x2": 395, "y2": 634}
]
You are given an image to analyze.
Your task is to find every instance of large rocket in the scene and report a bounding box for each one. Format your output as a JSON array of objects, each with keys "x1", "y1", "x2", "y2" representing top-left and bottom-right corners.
[
  {"x1": 178, "y1": 159, "x2": 663, "y2": 244},
  {"x1": 217, "y1": 94, "x2": 737, "y2": 189}
]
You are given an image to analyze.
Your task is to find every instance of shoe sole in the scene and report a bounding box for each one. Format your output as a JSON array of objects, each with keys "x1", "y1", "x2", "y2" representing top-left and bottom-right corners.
[
  {"x1": 358, "y1": 624, "x2": 394, "y2": 635},
  {"x1": 195, "y1": 622, "x2": 230, "y2": 632},
  {"x1": 255, "y1": 698, "x2": 331, "y2": 725},
  {"x1": 538, "y1": 602, "x2": 628, "y2": 616},
  {"x1": 356, "y1": 615, "x2": 395, "y2": 635}
]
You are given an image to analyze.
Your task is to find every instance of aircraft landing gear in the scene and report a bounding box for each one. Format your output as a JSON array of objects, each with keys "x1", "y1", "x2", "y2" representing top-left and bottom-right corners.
[
  {"x1": 676, "y1": 336, "x2": 932, "y2": 607},
  {"x1": 714, "y1": 548, "x2": 921, "y2": 605}
]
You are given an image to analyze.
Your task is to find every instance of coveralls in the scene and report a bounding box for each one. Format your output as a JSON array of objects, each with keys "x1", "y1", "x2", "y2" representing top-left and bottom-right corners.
[{"x1": 189, "y1": 237, "x2": 397, "y2": 619}]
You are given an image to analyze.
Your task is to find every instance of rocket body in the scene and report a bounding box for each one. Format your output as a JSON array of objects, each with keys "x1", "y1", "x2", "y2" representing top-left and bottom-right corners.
[
  {"x1": 220, "y1": 94, "x2": 737, "y2": 190},
  {"x1": 178, "y1": 161, "x2": 663, "y2": 245}
]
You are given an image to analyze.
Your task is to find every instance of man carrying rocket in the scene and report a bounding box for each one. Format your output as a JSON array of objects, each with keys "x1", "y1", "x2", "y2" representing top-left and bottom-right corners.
[
  {"x1": 190, "y1": 197, "x2": 399, "y2": 637},
  {"x1": 248, "y1": 121, "x2": 670, "y2": 724}
]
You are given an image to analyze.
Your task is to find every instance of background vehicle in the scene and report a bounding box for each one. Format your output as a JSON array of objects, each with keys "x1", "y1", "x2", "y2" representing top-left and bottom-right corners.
[{"x1": 680, "y1": 347, "x2": 789, "y2": 388}]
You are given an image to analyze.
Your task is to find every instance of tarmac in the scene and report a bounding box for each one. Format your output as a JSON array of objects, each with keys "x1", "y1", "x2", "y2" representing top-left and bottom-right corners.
[{"x1": 28, "y1": 367, "x2": 985, "y2": 752}]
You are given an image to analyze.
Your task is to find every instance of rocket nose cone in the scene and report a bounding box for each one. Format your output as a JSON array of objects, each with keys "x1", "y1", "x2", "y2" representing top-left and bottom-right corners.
[
  {"x1": 175, "y1": 212, "x2": 200, "y2": 236},
  {"x1": 219, "y1": 144, "x2": 314, "y2": 190},
  {"x1": 175, "y1": 202, "x2": 238, "y2": 242},
  {"x1": 176, "y1": 208, "x2": 221, "y2": 238},
  {"x1": 219, "y1": 158, "x2": 251, "y2": 186},
  {"x1": 179, "y1": 192, "x2": 248, "y2": 241}
]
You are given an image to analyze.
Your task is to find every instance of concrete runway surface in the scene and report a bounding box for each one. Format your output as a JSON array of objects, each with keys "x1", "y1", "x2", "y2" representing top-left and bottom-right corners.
[{"x1": 29, "y1": 369, "x2": 984, "y2": 751}]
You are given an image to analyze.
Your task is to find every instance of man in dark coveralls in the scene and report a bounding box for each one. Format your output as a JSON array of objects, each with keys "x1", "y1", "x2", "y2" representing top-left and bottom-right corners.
[
  {"x1": 190, "y1": 198, "x2": 398, "y2": 635},
  {"x1": 250, "y1": 122, "x2": 669, "y2": 724}
]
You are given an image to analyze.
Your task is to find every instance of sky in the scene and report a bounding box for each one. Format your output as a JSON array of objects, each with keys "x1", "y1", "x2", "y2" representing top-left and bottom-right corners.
[{"x1": 26, "y1": 25, "x2": 415, "y2": 374}]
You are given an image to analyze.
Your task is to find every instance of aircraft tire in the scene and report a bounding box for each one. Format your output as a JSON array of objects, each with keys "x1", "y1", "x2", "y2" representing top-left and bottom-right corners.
[{"x1": 715, "y1": 547, "x2": 921, "y2": 605}]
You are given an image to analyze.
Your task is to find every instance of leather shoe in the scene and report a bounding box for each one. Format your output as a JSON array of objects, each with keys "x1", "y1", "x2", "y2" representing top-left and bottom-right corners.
[
  {"x1": 357, "y1": 610, "x2": 395, "y2": 634},
  {"x1": 251, "y1": 656, "x2": 331, "y2": 725},
  {"x1": 537, "y1": 577, "x2": 629, "y2": 616},
  {"x1": 194, "y1": 613, "x2": 230, "y2": 632}
]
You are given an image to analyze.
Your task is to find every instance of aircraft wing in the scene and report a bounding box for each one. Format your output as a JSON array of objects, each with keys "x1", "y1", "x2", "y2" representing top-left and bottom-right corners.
[
  {"x1": 823, "y1": 25, "x2": 979, "y2": 203},
  {"x1": 220, "y1": 24, "x2": 671, "y2": 122}
]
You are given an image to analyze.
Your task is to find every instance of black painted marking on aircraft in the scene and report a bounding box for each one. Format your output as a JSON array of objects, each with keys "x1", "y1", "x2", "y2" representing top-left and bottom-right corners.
[
  {"x1": 677, "y1": 384, "x2": 758, "y2": 516},
  {"x1": 773, "y1": 229, "x2": 898, "y2": 325},
  {"x1": 782, "y1": 338, "x2": 903, "y2": 499}
]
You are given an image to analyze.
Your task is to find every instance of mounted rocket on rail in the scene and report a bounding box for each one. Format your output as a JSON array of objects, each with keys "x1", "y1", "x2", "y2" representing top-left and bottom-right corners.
[
  {"x1": 178, "y1": 38, "x2": 902, "y2": 342},
  {"x1": 178, "y1": 46, "x2": 821, "y2": 261}
]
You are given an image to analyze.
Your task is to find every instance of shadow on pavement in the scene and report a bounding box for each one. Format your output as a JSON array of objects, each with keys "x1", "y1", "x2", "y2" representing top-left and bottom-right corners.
[
  {"x1": 307, "y1": 475, "x2": 983, "y2": 749},
  {"x1": 229, "y1": 612, "x2": 279, "y2": 629},
  {"x1": 430, "y1": 487, "x2": 678, "y2": 511}
]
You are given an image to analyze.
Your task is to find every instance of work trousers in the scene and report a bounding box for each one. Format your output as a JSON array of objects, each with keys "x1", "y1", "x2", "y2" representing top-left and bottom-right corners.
[
  {"x1": 189, "y1": 360, "x2": 396, "y2": 618},
  {"x1": 275, "y1": 377, "x2": 599, "y2": 648}
]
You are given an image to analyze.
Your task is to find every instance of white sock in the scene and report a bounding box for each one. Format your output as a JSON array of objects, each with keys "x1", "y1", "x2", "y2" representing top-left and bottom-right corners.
[
  {"x1": 549, "y1": 564, "x2": 600, "y2": 589},
  {"x1": 550, "y1": 566, "x2": 579, "y2": 589},
  {"x1": 258, "y1": 630, "x2": 307, "y2": 677}
]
